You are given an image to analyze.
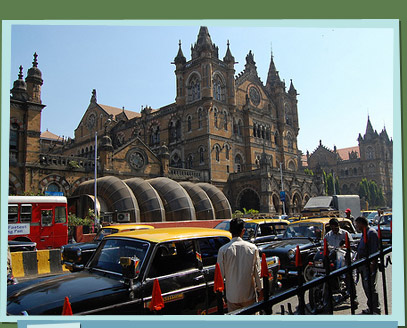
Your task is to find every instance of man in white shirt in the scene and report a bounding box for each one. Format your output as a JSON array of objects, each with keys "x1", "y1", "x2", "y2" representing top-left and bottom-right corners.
[
  {"x1": 217, "y1": 218, "x2": 262, "y2": 312},
  {"x1": 325, "y1": 218, "x2": 353, "y2": 248}
]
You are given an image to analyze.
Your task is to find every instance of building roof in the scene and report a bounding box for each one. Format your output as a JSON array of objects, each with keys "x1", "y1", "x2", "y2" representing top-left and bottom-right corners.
[
  {"x1": 336, "y1": 146, "x2": 360, "y2": 160},
  {"x1": 98, "y1": 104, "x2": 141, "y2": 120},
  {"x1": 40, "y1": 130, "x2": 61, "y2": 141}
]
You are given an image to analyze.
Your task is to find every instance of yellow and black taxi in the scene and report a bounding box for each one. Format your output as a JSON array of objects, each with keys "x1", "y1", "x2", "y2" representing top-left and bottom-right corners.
[
  {"x1": 215, "y1": 217, "x2": 289, "y2": 244},
  {"x1": 258, "y1": 217, "x2": 358, "y2": 280},
  {"x1": 8, "y1": 227, "x2": 279, "y2": 315},
  {"x1": 61, "y1": 223, "x2": 154, "y2": 272}
]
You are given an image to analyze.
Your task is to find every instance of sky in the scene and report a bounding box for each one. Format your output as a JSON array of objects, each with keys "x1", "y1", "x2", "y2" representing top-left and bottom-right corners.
[{"x1": 6, "y1": 21, "x2": 396, "y2": 154}]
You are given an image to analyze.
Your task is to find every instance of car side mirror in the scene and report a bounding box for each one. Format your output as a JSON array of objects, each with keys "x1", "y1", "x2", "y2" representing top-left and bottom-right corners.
[{"x1": 120, "y1": 256, "x2": 140, "y2": 280}]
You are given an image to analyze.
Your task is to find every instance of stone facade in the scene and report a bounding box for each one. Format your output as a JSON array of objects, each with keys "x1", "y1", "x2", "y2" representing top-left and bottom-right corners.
[
  {"x1": 9, "y1": 27, "x2": 324, "y2": 216},
  {"x1": 306, "y1": 118, "x2": 393, "y2": 207}
]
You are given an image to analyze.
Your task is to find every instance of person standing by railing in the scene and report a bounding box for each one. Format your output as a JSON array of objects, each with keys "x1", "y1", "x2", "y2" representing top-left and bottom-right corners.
[
  {"x1": 217, "y1": 218, "x2": 263, "y2": 312},
  {"x1": 355, "y1": 216, "x2": 381, "y2": 314}
]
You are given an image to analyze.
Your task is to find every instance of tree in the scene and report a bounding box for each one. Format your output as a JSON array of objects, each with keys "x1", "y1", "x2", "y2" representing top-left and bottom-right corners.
[
  {"x1": 358, "y1": 179, "x2": 385, "y2": 207},
  {"x1": 323, "y1": 171, "x2": 340, "y2": 196}
]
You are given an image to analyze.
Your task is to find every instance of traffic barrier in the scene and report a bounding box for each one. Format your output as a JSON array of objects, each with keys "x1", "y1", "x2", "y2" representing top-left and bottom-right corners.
[{"x1": 11, "y1": 249, "x2": 69, "y2": 278}]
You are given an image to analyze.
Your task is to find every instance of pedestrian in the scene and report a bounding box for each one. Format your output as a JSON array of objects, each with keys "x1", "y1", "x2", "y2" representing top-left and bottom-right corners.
[
  {"x1": 345, "y1": 208, "x2": 355, "y2": 226},
  {"x1": 325, "y1": 218, "x2": 353, "y2": 248},
  {"x1": 325, "y1": 218, "x2": 358, "y2": 306},
  {"x1": 355, "y1": 216, "x2": 381, "y2": 314},
  {"x1": 217, "y1": 218, "x2": 263, "y2": 312}
]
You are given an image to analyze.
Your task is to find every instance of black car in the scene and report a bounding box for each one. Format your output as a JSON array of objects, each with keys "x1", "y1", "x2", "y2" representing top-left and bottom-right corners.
[
  {"x1": 374, "y1": 213, "x2": 392, "y2": 246},
  {"x1": 214, "y1": 218, "x2": 289, "y2": 244},
  {"x1": 8, "y1": 240, "x2": 37, "y2": 252},
  {"x1": 61, "y1": 224, "x2": 154, "y2": 272},
  {"x1": 8, "y1": 227, "x2": 281, "y2": 315},
  {"x1": 258, "y1": 217, "x2": 358, "y2": 281}
]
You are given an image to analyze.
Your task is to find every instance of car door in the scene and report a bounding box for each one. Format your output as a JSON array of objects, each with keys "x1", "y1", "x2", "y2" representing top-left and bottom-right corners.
[
  {"x1": 195, "y1": 236, "x2": 230, "y2": 314},
  {"x1": 142, "y1": 239, "x2": 206, "y2": 315}
]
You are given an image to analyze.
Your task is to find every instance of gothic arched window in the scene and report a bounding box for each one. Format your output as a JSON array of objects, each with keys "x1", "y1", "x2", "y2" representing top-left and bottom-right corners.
[
  {"x1": 213, "y1": 73, "x2": 225, "y2": 102},
  {"x1": 188, "y1": 74, "x2": 201, "y2": 103},
  {"x1": 199, "y1": 147, "x2": 205, "y2": 164},
  {"x1": 235, "y1": 154, "x2": 243, "y2": 173},
  {"x1": 198, "y1": 109, "x2": 203, "y2": 129},
  {"x1": 9, "y1": 123, "x2": 19, "y2": 162},
  {"x1": 187, "y1": 115, "x2": 192, "y2": 132},
  {"x1": 223, "y1": 111, "x2": 228, "y2": 130},
  {"x1": 215, "y1": 145, "x2": 220, "y2": 162},
  {"x1": 214, "y1": 108, "x2": 219, "y2": 128}
]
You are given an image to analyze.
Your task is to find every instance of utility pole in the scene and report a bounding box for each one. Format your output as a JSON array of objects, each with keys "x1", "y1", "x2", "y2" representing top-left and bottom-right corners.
[
  {"x1": 94, "y1": 131, "x2": 98, "y2": 229},
  {"x1": 280, "y1": 162, "x2": 286, "y2": 215}
]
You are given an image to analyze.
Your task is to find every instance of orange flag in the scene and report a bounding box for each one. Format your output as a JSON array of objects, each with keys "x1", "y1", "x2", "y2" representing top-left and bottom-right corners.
[
  {"x1": 261, "y1": 253, "x2": 270, "y2": 278},
  {"x1": 62, "y1": 296, "x2": 73, "y2": 315},
  {"x1": 213, "y1": 262, "x2": 224, "y2": 293},
  {"x1": 149, "y1": 279, "x2": 164, "y2": 311},
  {"x1": 295, "y1": 245, "x2": 302, "y2": 267}
]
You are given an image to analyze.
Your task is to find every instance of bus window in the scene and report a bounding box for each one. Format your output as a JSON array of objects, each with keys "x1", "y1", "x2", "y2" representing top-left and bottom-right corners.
[
  {"x1": 8, "y1": 205, "x2": 18, "y2": 223},
  {"x1": 20, "y1": 204, "x2": 32, "y2": 223},
  {"x1": 41, "y1": 210, "x2": 53, "y2": 227},
  {"x1": 55, "y1": 206, "x2": 67, "y2": 223}
]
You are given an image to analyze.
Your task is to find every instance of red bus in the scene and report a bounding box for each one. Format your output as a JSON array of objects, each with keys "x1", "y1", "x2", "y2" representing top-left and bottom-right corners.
[{"x1": 8, "y1": 196, "x2": 68, "y2": 250}]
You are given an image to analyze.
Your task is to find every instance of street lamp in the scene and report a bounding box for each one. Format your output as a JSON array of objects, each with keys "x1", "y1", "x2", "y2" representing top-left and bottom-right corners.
[
  {"x1": 94, "y1": 131, "x2": 98, "y2": 230},
  {"x1": 279, "y1": 162, "x2": 286, "y2": 215}
]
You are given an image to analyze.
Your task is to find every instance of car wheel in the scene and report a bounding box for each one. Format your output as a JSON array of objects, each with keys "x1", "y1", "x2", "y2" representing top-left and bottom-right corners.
[{"x1": 303, "y1": 264, "x2": 316, "y2": 282}]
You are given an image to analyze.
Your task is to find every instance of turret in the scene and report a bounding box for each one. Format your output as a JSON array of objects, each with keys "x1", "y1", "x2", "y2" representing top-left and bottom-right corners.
[
  {"x1": 25, "y1": 53, "x2": 43, "y2": 103},
  {"x1": 11, "y1": 66, "x2": 28, "y2": 101}
]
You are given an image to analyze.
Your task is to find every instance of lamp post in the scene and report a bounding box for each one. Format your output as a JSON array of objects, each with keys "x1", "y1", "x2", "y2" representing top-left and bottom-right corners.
[
  {"x1": 279, "y1": 162, "x2": 286, "y2": 215},
  {"x1": 94, "y1": 131, "x2": 98, "y2": 229}
]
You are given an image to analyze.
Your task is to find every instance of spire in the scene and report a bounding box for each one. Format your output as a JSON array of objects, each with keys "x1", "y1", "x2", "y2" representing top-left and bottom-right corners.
[
  {"x1": 25, "y1": 52, "x2": 43, "y2": 103},
  {"x1": 365, "y1": 116, "x2": 374, "y2": 135},
  {"x1": 191, "y1": 26, "x2": 218, "y2": 60},
  {"x1": 26, "y1": 52, "x2": 42, "y2": 80},
  {"x1": 174, "y1": 40, "x2": 186, "y2": 65},
  {"x1": 223, "y1": 40, "x2": 235, "y2": 64},
  {"x1": 288, "y1": 79, "x2": 297, "y2": 96},
  {"x1": 266, "y1": 49, "x2": 281, "y2": 88},
  {"x1": 11, "y1": 65, "x2": 28, "y2": 100}
]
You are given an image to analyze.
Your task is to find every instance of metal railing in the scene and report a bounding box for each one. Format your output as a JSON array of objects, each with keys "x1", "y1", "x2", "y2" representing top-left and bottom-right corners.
[{"x1": 227, "y1": 244, "x2": 392, "y2": 315}]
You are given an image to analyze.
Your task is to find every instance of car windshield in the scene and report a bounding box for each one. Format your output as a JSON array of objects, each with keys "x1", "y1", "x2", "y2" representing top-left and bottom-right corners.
[
  {"x1": 88, "y1": 238, "x2": 150, "y2": 274},
  {"x1": 283, "y1": 223, "x2": 323, "y2": 239},
  {"x1": 367, "y1": 212, "x2": 378, "y2": 220},
  {"x1": 379, "y1": 214, "x2": 392, "y2": 226},
  {"x1": 94, "y1": 228, "x2": 119, "y2": 241}
]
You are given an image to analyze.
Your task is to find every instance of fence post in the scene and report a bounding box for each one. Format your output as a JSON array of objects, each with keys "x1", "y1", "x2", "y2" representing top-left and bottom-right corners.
[
  {"x1": 345, "y1": 233, "x2": 357, "y2": 315},
  {"x1": 295, "y1": 245, "x2": 306, "y2": 314},
  {"x1": 323, "y1": 238, "x2": 334, "y2": 314},
  {"x1": 378, "y1": 224, "x2": 389, "y2": 314}
]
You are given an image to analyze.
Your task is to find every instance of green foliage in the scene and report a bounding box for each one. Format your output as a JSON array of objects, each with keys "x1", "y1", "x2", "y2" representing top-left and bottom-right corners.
[
  {"x1": 68, "y1": 160, "x2": 80, "y2": 168},
  {"x1": 243, "y1": 208, "x2": 259, "y2": 215},
  {"x1": 22, "y1": 190, "x2": 45, "y2": 196},
  {"x1": 359, "y1": 179, "x2": 385, "y2": 207},
  {"x1": 68, "y1": 213, "x2": 93, "y2": 227},
  {"x1": 304, "y1": 168, "x2": 314, "y2": 175},
  {"x1": 232, "y1": 210, "x2": 244, "y2": 218},
  {"x1": 323, "y1": 171, "x2": 340, "y2": 195}
]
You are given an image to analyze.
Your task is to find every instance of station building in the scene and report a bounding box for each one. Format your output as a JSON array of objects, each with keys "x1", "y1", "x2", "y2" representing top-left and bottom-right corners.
[{"x1": 9, "y1": 27, "x2": 351, "y2": 221}]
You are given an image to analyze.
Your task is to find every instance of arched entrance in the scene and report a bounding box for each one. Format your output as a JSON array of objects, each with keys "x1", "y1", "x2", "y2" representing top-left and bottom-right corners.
[
  {"x1": 292, "y1": 192, "x2": 302, "y2": 214},
  {"x1": 238, "y1": 188, "x2": 260, "y2": 211}
]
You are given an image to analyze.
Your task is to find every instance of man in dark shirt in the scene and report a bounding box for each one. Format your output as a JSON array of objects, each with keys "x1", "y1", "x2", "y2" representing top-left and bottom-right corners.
[{"x1": 355, "y1": 216, "x2": 381, "y2": 314}]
